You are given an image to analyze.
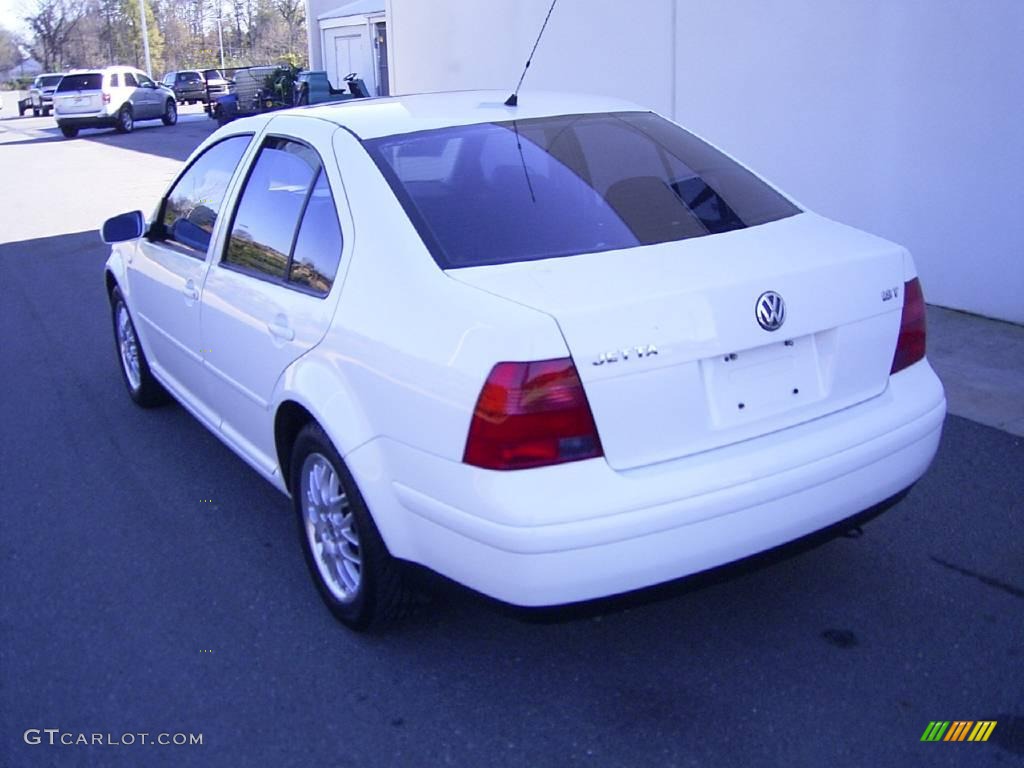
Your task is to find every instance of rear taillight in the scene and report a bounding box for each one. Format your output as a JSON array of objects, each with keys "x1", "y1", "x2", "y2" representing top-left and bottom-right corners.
[
  {"x1": 102, "y1": 92, "x2": 111, "y2": 104},
  {"x1": 463, "y1": 358, "x2": 604, "y2": 470},
  {"x1": 890, "y1": 277, "x2": 926, "y2": 374}
]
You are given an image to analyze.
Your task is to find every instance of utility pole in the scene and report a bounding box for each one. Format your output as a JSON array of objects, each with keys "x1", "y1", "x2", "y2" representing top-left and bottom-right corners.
[
  {"x1": 217, "y1": 7, "x2": 225, "y2": 69},
  {"x1": 138, "y1": 0, "x2": 153, "y2": 76}
]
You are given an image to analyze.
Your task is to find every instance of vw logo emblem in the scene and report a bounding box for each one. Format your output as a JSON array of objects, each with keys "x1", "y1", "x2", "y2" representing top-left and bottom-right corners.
[{"x1": 755, "y1": 291, "x2": 786, "y2": 331}]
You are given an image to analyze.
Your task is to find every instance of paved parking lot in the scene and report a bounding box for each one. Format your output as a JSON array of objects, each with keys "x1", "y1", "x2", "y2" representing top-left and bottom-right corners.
[{"x1": 1, "y1": 110, "x2": 1021, "y2": 767}]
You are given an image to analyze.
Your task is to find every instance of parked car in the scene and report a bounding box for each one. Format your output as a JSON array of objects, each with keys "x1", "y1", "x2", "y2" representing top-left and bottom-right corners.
[
  {"x1": 161, "y1": 69, "x2": 233, "y2": 104},
  {"x1": 53, "y1": 66, "x2": 177, "y2": 138},
  {"x1": 28, "y1": 72, "x2": 64, "y2": 116},
  {"x1": 100, "y1": 91, "x2": 946, "y2": 630}
]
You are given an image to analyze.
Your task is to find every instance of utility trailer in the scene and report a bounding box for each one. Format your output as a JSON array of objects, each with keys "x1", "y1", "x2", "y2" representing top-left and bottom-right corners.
[{"x1": 206, "y1": 66, "x2": 369, "y2": 125}]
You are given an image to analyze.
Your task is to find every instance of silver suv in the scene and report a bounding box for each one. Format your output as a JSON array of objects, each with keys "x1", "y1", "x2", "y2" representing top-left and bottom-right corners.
[
  {"x1": 28, "y1": 73, "x2": 64, "y2": 116},
  {"x1": 53, "y1": 66, "x2": 177, "y2": 138}
]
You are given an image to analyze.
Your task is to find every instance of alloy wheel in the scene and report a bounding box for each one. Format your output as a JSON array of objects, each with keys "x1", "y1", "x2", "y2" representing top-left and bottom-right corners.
[
  {"x1": 116, "y1": 303, "x2": 141, "y2": 391},
  {"x1": 301, "y1": 453, "x2": 362, "y2": 602}
]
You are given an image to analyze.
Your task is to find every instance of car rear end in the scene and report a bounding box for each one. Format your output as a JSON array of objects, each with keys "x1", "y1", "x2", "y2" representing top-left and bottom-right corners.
[
  {"x1": 53, "y1": 71, "x2": 117, "y2": 130},
  {"x1": 343, "y1": 103, "x2": 946, "y2": 606}
]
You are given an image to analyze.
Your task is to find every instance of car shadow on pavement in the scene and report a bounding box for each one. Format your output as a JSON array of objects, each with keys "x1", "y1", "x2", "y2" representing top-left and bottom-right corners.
[{"x1": 0, "y1": 115, "x2": 217, "y2": 162}]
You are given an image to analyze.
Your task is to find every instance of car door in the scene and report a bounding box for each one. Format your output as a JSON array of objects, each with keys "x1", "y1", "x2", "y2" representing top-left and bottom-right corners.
[
  {"x1": 199, "y1": 117, "x2": 349, "y2": 474},
  {"x1": 136, "y1": 72, "x2": 160, "y2": 117},
  {"x1": 128, "y1": 133, "x2": 255, "y2": 422}
]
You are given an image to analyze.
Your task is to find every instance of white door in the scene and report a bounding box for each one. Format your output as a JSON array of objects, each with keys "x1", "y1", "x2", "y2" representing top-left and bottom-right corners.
[
  {"x1": 323, "y1": 25, "x2": 371, "y2": 89},
  {"x1": 199, "y1": 117, "x2": 347, "y2": 473},
  {"x1": 128, "y1": 134, "x2": 253, "y2": 420}
]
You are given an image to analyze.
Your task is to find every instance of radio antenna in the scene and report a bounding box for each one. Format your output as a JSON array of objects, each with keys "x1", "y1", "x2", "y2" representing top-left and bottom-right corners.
[{"x1": 504, "y1": 0, "x2": 560, "y2": 107}]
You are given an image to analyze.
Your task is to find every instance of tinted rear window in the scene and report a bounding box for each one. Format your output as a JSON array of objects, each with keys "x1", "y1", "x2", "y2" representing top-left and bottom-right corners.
[
  {"x1": 365, "y1": 112, "x2": 800, "y2": 268},
  {"x1": 57, "y1": 73, "x2": 102, "y2": 92}
]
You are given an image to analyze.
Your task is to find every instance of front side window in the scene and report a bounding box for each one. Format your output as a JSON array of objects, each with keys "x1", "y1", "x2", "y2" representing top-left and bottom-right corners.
[
  {"x1": 366, "y1": 112, "x2": 801, "y2": 268},
  {"x1": 160, "y1": 135, "x2": 252, "y2": 256},
  {"x1": 138, "y1": 73, "x2": 155, "y2": 88},
  {"x1": 124, "y1": 72, "x2": 138, "y2": 87},
  {"x1": 222, "y1": 137, "x2": 343, "y2": 295}
]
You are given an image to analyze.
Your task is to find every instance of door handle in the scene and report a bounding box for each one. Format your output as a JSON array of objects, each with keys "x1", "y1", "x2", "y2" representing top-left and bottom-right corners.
[
  {"x1": 183, "y1": 279, "x2": 199, "y2": 301},
  {"x1": 267, "y1": 317, "x2": 295, "y2": 341}
]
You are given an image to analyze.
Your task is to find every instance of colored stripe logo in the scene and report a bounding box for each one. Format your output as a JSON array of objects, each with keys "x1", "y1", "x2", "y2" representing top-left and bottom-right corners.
[{"x1": 921, "y1": 721, "x2": 997, "y2": 742}]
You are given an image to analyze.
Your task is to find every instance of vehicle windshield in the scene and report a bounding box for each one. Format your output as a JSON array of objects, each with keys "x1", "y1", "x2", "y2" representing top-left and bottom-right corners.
[
  {"x1": 38, "y1": 75, "x2": 63, "y2": 87},
  {"x1": 56, "y1": 73, "x2": 102, "y2": 92},
  {"x1": 365, "y1": 111, "x2": 801, "y2": 268}
]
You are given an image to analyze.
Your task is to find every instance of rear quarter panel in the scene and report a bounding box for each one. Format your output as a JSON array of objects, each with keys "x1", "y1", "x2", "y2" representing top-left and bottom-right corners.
[{"x1": 272, "y1": 126, "x2": 569, "y2": 463}]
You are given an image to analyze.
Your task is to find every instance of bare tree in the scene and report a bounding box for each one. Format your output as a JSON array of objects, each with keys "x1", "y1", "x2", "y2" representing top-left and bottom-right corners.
[
  {"x1": 0, "y1": 25, "x2": 26, "y2": 73},
  {"x1": 24, "y1": 0, "x2": 86, "y2": 70}
]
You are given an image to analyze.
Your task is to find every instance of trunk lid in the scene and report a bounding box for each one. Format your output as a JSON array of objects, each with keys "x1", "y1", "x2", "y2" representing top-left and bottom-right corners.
[
  {"x1": 54, "y1": 89, "x2": 102, "y2": 114},
  {"x1": 448, "y1": 213, "x2": 907, "y2": 470}
]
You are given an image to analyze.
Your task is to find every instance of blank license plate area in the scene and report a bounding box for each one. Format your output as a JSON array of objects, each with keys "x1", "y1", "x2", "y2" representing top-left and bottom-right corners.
[{"x1": 702, "y1": 335, "x2": 822, "y2": 427}]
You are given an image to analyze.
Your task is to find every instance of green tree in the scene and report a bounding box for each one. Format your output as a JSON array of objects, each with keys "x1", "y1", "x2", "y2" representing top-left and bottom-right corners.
[{"x1": 117, "y1": 0, "x2": 165, "y2": 75}]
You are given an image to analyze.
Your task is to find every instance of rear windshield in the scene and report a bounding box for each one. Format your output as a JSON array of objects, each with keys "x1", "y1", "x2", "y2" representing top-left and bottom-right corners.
[
  {"x1": 365, "y1": 112, "x2": 800, "y2": 268},
  {"x1": 38, "y1": 75, "x2": 63, "y2": 87},
  {"x1": 180, "y1": 72, "x2": 202, "y2": 82},
  {"x1": 57, "y1": 73, "x2": 102, "y2": 92}
]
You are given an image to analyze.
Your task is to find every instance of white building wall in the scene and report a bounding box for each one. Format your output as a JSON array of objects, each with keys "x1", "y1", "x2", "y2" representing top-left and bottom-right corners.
[{"x1": 387, "y1": 0, "x2": 1023, "y2": 323}]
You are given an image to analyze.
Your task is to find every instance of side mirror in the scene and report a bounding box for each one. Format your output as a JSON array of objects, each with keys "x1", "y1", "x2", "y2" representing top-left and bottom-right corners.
[{"x1": 101, "y1": 210, "x2": 145, "y2": 243}]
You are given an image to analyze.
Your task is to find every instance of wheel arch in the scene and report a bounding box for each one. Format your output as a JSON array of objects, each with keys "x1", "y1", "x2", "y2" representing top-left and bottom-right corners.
[
  {"x1": 272, "y1": 358, "x2": 376, "y2": 494},
  {"x1": 274, "y1": 400, "x2": 315, "y2": 494}
]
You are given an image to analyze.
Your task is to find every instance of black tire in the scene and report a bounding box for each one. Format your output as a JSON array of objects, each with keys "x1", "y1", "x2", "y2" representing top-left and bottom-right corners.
[
  {"x1": 290, "y1": 422, "x2": 414, "y2": 630},
  {"x1": 43, "y1": 107, "x2": 51, "y2": 117},
  {"x1": 32, "y1": 107, "x2": 40, "y2": 117},
  {"x1": 114, "y1": 105, "x2": 133, "y2": 133},
  {"x1": 60, "y1": 125, "x2": 78, "y2": 138},
  {"x1": 109, "y1": 287, "x2": 168, "y2": 407},
  {"x1": 161, "y1": 99, "x2": 177, "y2": 126}
]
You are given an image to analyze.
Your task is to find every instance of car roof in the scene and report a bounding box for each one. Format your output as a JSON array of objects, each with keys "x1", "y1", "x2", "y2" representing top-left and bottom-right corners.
[{"x1": 287, "y1": 90, "x2": 648, "y2": 140}]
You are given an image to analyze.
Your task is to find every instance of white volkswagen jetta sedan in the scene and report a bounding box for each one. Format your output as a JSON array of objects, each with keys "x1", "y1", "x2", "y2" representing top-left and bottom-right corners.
[{"x1": 101, "y1": 91, "x2": 946, "y2": 629}]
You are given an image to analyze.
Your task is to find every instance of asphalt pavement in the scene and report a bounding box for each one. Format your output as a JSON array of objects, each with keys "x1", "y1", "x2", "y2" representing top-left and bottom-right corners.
[{"x1": 0, "y1": 109, "x2": 1022, "y2": 768}]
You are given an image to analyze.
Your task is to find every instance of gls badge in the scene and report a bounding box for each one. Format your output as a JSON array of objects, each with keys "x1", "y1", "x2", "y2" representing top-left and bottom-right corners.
[{"x1": 593, "y1": 345, "x2": 659, "y2": 366}]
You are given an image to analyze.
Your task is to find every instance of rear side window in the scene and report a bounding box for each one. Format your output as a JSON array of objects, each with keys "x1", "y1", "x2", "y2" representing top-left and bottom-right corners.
[
  {"x1": 56, "y1": 73, "x2": 102, "y2": 92},
  {"x1": 290, "y1": 172, "x2": 343, "y2": 294},
  {"x1": 366, "y1": 111, "x2": 801, "y2": 268},
  {"x1": 110, "y1": 74, "x2": 119, "y2": 87},
  {"x1": 223, "y1": 137, "x2": 342, "y2": 295},
  {"x1": 160, "y1": 135, "x2": 252, "y2": 256}
]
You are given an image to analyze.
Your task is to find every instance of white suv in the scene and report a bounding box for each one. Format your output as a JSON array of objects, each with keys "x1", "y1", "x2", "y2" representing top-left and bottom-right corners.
[{"x1": 53, "y1": 66, "x2": 177, "y2": 138}]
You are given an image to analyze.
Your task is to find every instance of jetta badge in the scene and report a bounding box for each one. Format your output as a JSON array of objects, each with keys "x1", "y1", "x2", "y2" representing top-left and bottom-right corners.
[{"x1": 755, "y1": 291, "x2": 786, "y2": 331}]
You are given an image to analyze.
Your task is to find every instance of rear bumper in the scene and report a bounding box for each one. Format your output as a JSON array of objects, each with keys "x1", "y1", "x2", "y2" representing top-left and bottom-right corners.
[
  {"x1": 348, "y1": 360, "x2": 946, "y2": 606},
  {"x1": 55, "y1": 114, "x2": 117, "y2": 128}
]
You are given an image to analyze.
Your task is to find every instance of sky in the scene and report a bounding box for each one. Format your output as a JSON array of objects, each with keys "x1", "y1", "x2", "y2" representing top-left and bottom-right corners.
[{"x1": 1, "y1": 0, "x2": 32, "y2": 38}]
